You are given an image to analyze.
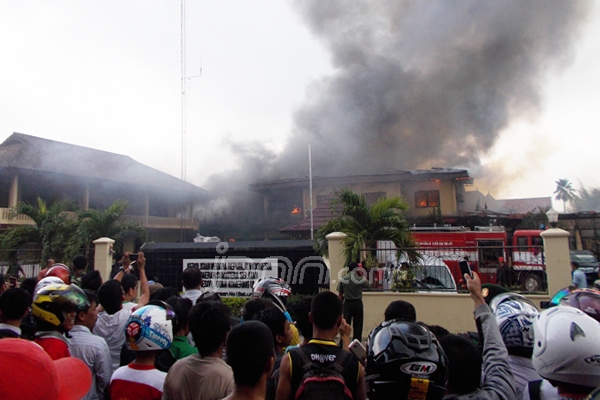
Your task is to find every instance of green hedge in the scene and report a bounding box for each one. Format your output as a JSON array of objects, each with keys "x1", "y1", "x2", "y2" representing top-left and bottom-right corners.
[
  {"x1": 221, "y1": 293, "x2": 317, "y2": 319},
  {"x1": 222, "y1": 297, "x2": 248, "y2": 318}
]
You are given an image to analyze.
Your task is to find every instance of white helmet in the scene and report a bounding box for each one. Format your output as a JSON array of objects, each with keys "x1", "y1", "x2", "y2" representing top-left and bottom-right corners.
[
  {"x1": 34, "y1": 276, "x2": 65, "y2": 294},
  {"x1": 532, "y1": 305, "x2": 600, "y2": 387},
  {"x1": 490, "y1": 293, "x2": 539, "y2": 353},
  {"x1": 125, "y1": 305, "x2": 174, "y2": 351}
]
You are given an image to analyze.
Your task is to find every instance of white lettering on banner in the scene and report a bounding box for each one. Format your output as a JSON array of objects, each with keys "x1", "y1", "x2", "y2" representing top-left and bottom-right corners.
[
  {"x1": 182, "y1": 257, "x2": 279, "y2": 297},
  {"x1": 311, "y1": 353, "x2": 337, "y2": 363}
]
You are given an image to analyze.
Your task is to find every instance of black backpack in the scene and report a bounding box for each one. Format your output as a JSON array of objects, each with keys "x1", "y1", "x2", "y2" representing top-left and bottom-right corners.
[{"x1": 294, "y1": 349, "x2": 354, "y2": 400}]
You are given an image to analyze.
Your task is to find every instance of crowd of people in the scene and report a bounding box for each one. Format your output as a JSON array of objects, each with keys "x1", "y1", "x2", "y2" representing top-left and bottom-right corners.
[{"x1": 1, "y1": 254, "x2": 600, "y2": 400}]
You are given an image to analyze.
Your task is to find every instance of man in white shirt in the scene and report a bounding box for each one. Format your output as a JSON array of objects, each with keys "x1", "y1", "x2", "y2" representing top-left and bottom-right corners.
[
  {"x1": 68, "y1": 289, "x2": 112, "y2": 400},
  {"x1": 571, "y1": 261, "x2": 587, "y2": 289},
  {"x1": 181, "y1": 266, "x2": 203, "y2": 305},
  {"x1": 0, "y1": 288, "x2": 31, "y2": 338},
  {"x1": 121, "y1": 273, "x2": 139, "y2": 311},
  {"x1": 93, "y1": 253, "x2": 149, "y2": 371}
]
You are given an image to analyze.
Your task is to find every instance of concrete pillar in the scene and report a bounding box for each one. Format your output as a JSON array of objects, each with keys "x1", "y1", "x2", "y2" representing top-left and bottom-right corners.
[
  {"x1": 9, "y1": 174, "x2": 19, "y2": 207},
  {"x1": 93, "y1": 237, "x2": 115, "y2": 283},
  {"x1": 326, "y1": 232, "x2": 347, "y2": 292},
  {"x1": 541, "y1": 228, "x2": 571, "y2": 296}
]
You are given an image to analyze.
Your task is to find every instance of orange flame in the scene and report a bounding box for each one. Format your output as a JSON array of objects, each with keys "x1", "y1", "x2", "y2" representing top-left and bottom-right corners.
[{"x1": 291, "y1": 205, "x2": 302, "y2": 214}]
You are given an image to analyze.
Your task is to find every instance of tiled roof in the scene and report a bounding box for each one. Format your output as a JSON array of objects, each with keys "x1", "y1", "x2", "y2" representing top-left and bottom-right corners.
[
  {"x1": 497, "y1": 197, "x2": 552, "y2": 214},
  {"x1": 0, "y1": 133, "x2": 206, "y2": 194}
]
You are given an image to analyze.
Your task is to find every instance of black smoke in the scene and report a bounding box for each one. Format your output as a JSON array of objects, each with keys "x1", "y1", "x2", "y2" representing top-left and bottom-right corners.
[{"x1": 198, "y1": 0, "x2": 591, "y2": 238}]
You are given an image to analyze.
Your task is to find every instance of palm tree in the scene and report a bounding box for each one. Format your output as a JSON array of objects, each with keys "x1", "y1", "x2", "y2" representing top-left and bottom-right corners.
[
  {"x1": 573, "y1": 183, "x2": 600, "y2": 212},
  {"x1": 554, "y1": 179, "x2": 576, "y2": 213},
  {"x1": 0, "y1": 197, "x2": 77, "y2": 262},
  {"x1": 314, "y1": 189, "x2": 417, "y2": 266},
  {"x1": 65, "y1": 200, "x2": 149, "y2": 264}
]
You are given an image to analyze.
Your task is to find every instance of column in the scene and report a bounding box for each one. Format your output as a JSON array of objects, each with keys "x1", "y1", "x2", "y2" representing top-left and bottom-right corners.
[
  {"x1": 326, "y1": 232, "x2": 347, "y2": 292},
  {"x1": 9, "y1": 174, "x2": 18, "y2": 207},
  {"x1": 540, "y1": 228, "x2": 571, "y2": 296},
  {"x1": 93, "y1": 237, "x2": 115, "y2": 283}
]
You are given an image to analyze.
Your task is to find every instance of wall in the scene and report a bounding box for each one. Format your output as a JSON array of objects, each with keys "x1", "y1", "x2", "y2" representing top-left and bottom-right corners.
[
  {"x1": 362, "y1": 292, "x2": 550, "y2": 334},
  {"x1": 401, "y1": 180, "x2": 456, "y2": 217},
  {"x1": 302, "y1": 179, "x2": 458, "y2": 218}
]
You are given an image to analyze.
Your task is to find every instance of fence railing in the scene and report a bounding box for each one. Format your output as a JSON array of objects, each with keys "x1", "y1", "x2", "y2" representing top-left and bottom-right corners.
[{"x1": 358, "y1": 243, "x2": 547, "y2": 293}]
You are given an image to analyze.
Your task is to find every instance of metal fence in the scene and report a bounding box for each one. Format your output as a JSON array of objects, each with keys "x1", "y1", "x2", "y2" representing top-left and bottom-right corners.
[{"x1": 358, "y1": 242, "x2": 547, "y2": 293}]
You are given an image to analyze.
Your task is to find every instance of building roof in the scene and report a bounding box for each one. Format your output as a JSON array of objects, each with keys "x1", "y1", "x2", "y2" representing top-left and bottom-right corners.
[
  {"x1": 0, "y1": 132, "x2": 207, "y2": 194},
  {"x1": 249, "y1": 168, "x2": 472, "y2": 192},
  {"x1": 496, "y1": 197, "x2": 552, "y2": 214},
  {"x1": 141, "y1": 239, "x2": 316, "y2": 252}
]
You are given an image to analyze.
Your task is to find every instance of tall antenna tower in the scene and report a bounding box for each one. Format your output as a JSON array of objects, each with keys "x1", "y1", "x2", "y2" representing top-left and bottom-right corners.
[{"x1": 180, "y1": 0, "x2": 187, "y2": 181}]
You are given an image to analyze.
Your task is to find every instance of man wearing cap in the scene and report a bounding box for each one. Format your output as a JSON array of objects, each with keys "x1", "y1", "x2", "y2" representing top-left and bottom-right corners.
[
  {"x1": 496, "y1": 257, "x2": 513, "y2": 287},
  {"x1": 337, "y1": 261, "x2": 370, "y2": 341}
]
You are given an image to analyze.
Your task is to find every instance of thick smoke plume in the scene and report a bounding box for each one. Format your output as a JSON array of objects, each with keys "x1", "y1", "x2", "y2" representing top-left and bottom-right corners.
[{"x1": 199, "y1": 0, "x2": 591, "y2": 236}]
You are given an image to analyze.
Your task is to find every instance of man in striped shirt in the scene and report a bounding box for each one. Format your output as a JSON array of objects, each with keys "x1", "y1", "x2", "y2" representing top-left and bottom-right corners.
[{"x1": 68, "y1": 289, "x2": 112, "y2": 400}]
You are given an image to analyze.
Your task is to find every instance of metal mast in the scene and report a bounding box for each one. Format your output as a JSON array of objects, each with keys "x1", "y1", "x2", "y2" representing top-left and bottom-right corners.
[
  {"x1": 180, "y1": 0, "x2": 187, "y2": 182},
  {"x1": 309, "y1": 143, "x2": 314, "y2": 240}
]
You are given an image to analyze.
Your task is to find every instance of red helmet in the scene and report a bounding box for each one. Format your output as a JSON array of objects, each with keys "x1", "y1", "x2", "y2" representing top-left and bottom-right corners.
[{"x1": 44, "y1": 263, "x2": 72, "y2": 285}]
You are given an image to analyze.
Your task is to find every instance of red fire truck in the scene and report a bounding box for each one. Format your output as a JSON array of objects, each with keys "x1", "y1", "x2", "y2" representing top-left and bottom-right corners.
[{"x1": 378, "y1": 226, "x2": 545, "y2": 292}]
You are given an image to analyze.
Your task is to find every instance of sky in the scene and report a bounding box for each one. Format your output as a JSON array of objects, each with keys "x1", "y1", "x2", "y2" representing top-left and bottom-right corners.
[{"x1": 1, "y1": 1, "x2": 599, "y2": 208}]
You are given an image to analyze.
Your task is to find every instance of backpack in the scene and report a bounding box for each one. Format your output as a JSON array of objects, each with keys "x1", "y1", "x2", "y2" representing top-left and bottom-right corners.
[{"x1": 294, "y1": 349, "x2": 354, "y2": 400}]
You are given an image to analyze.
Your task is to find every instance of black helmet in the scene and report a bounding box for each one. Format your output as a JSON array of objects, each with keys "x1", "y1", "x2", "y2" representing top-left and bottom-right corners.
[{"x1": 366, "y1": 320, "x2": 448, "y2": 400}]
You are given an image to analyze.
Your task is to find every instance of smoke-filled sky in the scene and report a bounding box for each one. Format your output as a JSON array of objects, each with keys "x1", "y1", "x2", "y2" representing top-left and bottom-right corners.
[{"x1": 1, "y1": 1, "x2": 598, "y2": 205}]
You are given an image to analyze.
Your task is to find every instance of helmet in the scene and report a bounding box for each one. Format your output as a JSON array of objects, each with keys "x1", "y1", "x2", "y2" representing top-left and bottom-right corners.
[
  {"x1": 366, "y1": 320, "x2": 448, "y2": 400},
  {"x1": 532, "y1": 305, "x2": 600, "y2": 387},
  {"x1": 547, "y1": 287, "x2": 571, "y2": 308},
  {"x1": 34, "y1": 276, "x2": 65, "y2": 294},
  {"x1": 32, "y1": 283, "x2": 90, "y2": 326},
  {"x1": 567, "y1": 288, "x2": 600, "y2": 322},
  {"x1": 44, "y1": 263, "x2": 72, "y2": 284},
  {"x1": 252, "y1": 277, "x2": 292, "y2": 313},
  {"x1": 252, "y1": 277, "x2": 291, "y2": 299},
  {"x1": 125, "y1": 305, "x2": 174, "y2": 351},
  {"x1": 490, "y1": 293, "x2": 539, "y2": 353}
]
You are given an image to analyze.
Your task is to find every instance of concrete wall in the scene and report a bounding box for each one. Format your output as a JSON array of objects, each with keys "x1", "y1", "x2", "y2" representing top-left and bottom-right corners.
[
  {"x1": 327, "y1": 227, "x2": 571, "y2": 337},
  {"x1": 303, "y1": 178, "x2": 457, "y2": 218}
]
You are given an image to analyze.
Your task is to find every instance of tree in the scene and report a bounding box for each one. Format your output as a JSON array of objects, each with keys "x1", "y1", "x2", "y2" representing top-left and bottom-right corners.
[
  {"x1": 314, "y1": 189, "x2": 417, "y2": 266},
  {"x1": 0, "y1": 198, "x2": 149, "y2": 266},
  {"x1": 554, "y1": 179, "x2": 575, "y2": 213},
  {"x1": 0, "y1": 197, "x2": 77, "y2": 262},
  {"x1": 573, "y1": 183, "x2": 600, "y2": 212},
  {"x1": 65, "y1": 200, "x2": 149, "y2": 264}
]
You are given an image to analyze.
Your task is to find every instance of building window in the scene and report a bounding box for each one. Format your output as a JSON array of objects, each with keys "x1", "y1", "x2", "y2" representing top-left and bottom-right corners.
[{"x1": 415, "y1": 190, "x2": 440, "y2": 208}]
